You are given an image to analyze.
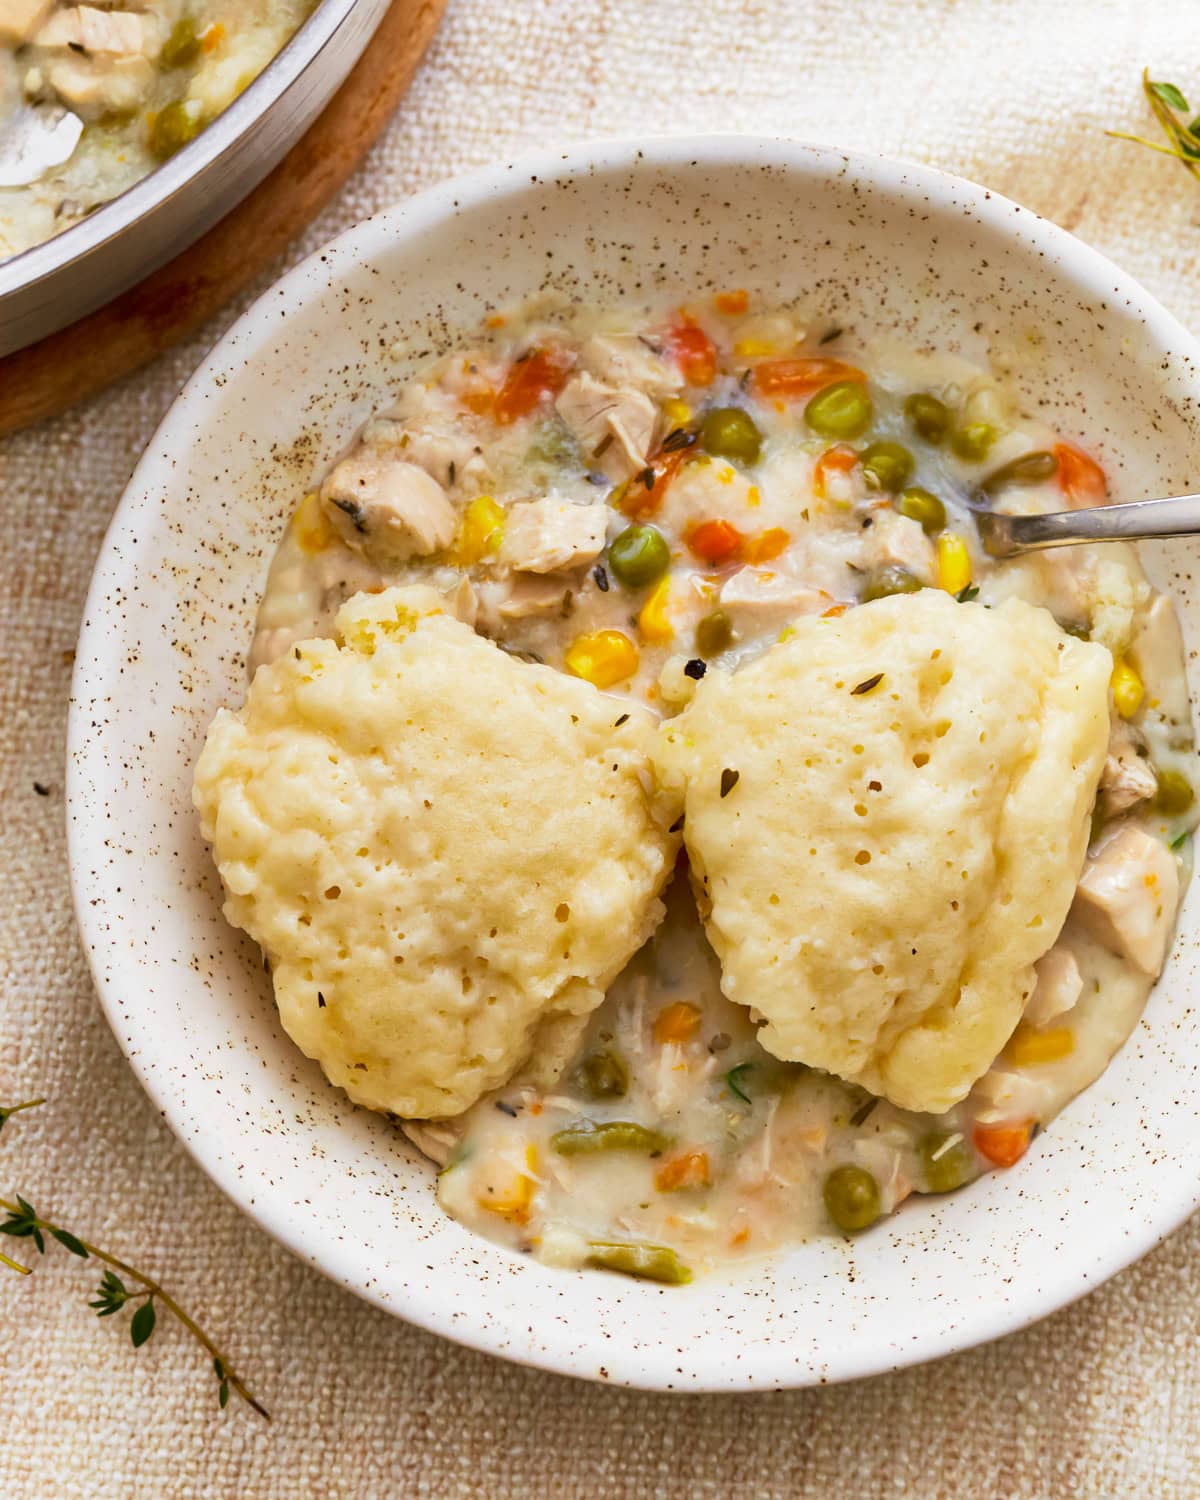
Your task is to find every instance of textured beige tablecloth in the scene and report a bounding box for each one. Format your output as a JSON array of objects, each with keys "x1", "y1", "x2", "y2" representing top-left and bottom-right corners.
[{"x1": 4, "y1": 1, "x2": 1200, "y2": 1494}]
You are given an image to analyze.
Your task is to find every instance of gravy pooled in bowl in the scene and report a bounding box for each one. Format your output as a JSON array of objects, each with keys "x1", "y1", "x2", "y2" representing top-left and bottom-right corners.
[{"x1": 201, "y1": 294, "x2": 1196, "y2": 1283}]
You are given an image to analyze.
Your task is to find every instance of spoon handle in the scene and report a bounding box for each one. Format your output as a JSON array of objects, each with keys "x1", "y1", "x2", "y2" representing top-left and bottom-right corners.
[{"x1": 979, "y1": 493, "x2": 1200, "y2": 557}]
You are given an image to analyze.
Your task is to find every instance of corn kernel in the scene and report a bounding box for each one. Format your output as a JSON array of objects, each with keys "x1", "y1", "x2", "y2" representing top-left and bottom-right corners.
[
  {"x1": 292, "y1": 491, "x2": 333, "y2": 554},
  {"x1": 454, "y1": 495, "x2": 505, "y2": 564},
  {"x1": 477, "y1": 1152, "x2": 537, "y2": 1223},
  {"x1": 1111, "y1": 657, "x2": 1144, "y2": 719},
  {"x1": 936, "y1": 531, "x2": 972, "y2": 595},
  {"x1": 1008, "y1": 1025, "x2": 1074, "y2": 1067},
  {"x1": 637, "y1": 578, "x2": 674, "y2": 643},
  {"x1": 734, "y1": 337, "x2": 778, "y2": 359},
  {"x1": 564, "y1": 629, "x2": 640, "y2": 687},
  {"x1": 661, "y1": 398, "x2": 691, "y2": 428}
]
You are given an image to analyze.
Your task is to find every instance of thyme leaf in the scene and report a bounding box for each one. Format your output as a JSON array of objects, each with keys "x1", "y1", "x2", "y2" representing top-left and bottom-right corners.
[{"x1": 725, "y1": 1064, "x2": 754, "y2": 1103}]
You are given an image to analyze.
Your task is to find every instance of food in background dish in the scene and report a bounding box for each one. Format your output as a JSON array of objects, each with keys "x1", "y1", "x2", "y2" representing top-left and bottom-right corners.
[
  {"x1": 0, "y1": 0, "x2": 315, "y2": 258},
  {"x1": 196, "y1": 293, "x2": 1196, "y2": 1283}
]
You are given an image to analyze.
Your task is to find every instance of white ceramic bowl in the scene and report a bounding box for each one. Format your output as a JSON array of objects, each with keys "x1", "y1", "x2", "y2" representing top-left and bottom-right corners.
[{"x1": 67, "y1": 136, "x2": 1200, "y2": 1391}]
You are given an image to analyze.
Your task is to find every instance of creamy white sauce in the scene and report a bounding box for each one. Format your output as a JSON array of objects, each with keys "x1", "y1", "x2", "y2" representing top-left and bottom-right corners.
[{"x1": 251, "y1": 297, "x2": 1198, "y2": 1280}]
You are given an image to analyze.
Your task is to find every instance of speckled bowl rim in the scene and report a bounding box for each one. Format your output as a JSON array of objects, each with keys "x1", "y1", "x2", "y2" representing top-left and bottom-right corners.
[{"x1": 67, "y1": 134, "x2": 1200, "y2": 1391}]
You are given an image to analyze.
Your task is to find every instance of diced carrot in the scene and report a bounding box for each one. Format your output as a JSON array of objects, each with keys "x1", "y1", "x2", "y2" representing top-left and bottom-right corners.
[
  {"x1": 655, "y1": 1150, "x2": 711, "y2": 1192},
  {"x1": 729, "y1": 1226, "x2": 751, "y2": 1248},
  {"x1": 813, "y1": 443, "x2": 859, "y2": 500},
  {"x1": 484, "y1": 313, "x2": 507, "y2": 329},
  {"x1": 653, "y1": 1000, "x2": 702, "y2": 1044},
  {"x1": 618, "y1": 449, "x2": 690, "y2": 518},
  {"x1": 743, "y1": 526, "x2": 790, "y2": 564},
  {"x1": 201, "y1": 20, "x2": 225, "y2": 50},
  {"x1": 714, "y1": 289, "x2": 749, "y2": 316},
  {"x1": 687, "y1": 518, "x2": 744, "y2": 565},
  {"x1": 751, "y1": 358, "x2": 865, "y2": 400},
  {"x1": 821, "y1": 602, "x2": 849, "y2": 618},
  {"x1": 493, "y1": 346, "x2": 573, "y2": 424},
  {"x1": 1053, "y1": 442, "x2": 1107, "y2": 508},
  {"x1": 664, "y1": 317, "x2": 718, "y2": 387},
  {"x1": 973, "y1": 1122, "x2": 1034, "y2": 1168}
]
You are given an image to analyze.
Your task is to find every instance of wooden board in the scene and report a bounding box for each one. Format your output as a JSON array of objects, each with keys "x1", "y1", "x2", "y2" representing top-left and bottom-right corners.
[{"x1": 0, "y1": 0, "x2": 446, "y2": 435}]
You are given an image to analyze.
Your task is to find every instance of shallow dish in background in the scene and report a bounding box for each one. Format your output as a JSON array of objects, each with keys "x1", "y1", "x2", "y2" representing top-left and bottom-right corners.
[
  {"x1": 67, "y1": 137, "x2": 1200, "y2": 1390},
  {"x1": 0, "y1": 0, "x2": 391, "y2": 354}
]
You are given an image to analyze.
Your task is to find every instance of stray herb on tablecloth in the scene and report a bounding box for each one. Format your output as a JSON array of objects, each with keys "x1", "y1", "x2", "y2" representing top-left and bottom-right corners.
[
  {"x1": 0, "y1": 1098, "x2": 269, "y2": 1418},
  {"x1": 1108, "y1": 70, "x2": 1200, "y2": 177}
]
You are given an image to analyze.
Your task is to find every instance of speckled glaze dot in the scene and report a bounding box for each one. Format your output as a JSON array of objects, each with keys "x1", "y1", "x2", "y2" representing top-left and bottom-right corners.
[{"x1": 66, "y1": 137, "x2": 1200, "y2": 1393}]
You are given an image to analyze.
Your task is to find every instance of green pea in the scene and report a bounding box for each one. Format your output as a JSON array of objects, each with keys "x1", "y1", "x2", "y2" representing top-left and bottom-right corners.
[
  {"x1": 161, "y1": 15, "x2": 201, "y2": 67},
  {"x1": 700, "y1": 406, "x2": 762, "y2": 465},
  {"x1": 586, "y1": 1240, "x2": 693, "y2": 1284},
  {"x1": 695, "y1": 608, "x2": 734, "y2": 657},
  {"x1": 823, "y1": 1164, "x2": 881, "y2": 1233},
  {"x1": 979, "y1": 450, "x2": 1058, "y2": 495},
  {"x1": 576, "y1": 1049, "x2": 629, "y2": 1100},
  {"x1": 1154, "y1": 768, "x2": 1195, "y2": 816},
  {"x1": 861, "y1": 567, "x2": 922, "y2": 602},
  {"x1": 149, "y1": 98, "x2": 205, "y2": 160},
  {"x1": 949, "y1": 422, "x2": 998, "y2": 463},
  {"x1": 896, "y1": 486, "x2": 946, "y2": 534},
  {"x1": 608, "y1": 524, "x2": 670, "y2": 589},
  {"x1": 918, "y1": 1131, "x2": 976, "y2": 1194},
  {"x1": 904, "y1": 392, "x2": 950, "y2": 445},
  {"x1": 804, "y1": 380, "x2": 873, "y2": 441},
  {"x1": 860, "y1": 440, "x2": 915, "y2": 493},
  {"x1": 551, "y1": 1119, "x2": 671, "y2": 1156}
]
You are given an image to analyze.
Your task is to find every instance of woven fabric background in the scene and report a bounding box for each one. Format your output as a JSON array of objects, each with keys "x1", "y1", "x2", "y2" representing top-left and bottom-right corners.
[{"x1": 4, "y1": 1, "x2": 1200, "y2": 1494}]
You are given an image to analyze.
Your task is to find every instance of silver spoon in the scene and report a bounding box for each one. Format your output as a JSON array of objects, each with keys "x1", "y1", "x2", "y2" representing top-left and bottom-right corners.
[
  {"x1": 974, "y1": 494, "x2": 1200, "y2": 559},
  {"x1": 0, "y1": 102, "x2": 83, "y2": 189}
]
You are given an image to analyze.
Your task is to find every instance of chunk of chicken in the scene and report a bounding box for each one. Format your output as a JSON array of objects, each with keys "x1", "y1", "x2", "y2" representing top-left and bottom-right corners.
[
  {"x1": 475, "y1": 574, "x2": 572, "y2": 631},
  {"x1": 320, "y1": 450, "x2": 456, "y2": 564},
  {"x1": 555, "y1": 372, "x2": 658, "y2": 481},
  {"x1": 37, "y1": 5, "x2": 157, "y2": 53},
  {"x1": 1130, "y1": 594, "x2": 1191, "y2": 727},
  {"x1": 0, "y1": 0, "x2": 51, "y2": 45},
  {"x1": 362, "y1": 418, "x2": 489, "y2": 493},
  {"x1": 580, "y1": 333, "x2": 683, "y2": 400},
  {"x1": 43, "y1": 52, "x2": 154, "y2": 117},
  {"x1": 499, "y1": 498, "x2": 607, "y2": 574},
  {"x1": 718, "y1": 567, "x2": 828, "y2": 634},
  {"x1": 1024, "y1": 944, "x2": 1083, "y2": 1028},
  {"x1": 1071, "y1": 825, "x2": 1179, "y2": 976},
  {"x1": 865, "y1": 510, "x2": 935, "y2": 584},
  {"x1": 1098, "y1": 720, "x2": 1157, "y2": 816}
]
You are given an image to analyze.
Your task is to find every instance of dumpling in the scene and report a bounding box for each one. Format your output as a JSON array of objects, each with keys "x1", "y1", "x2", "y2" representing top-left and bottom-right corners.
[
  {"x1": 194, "y1": 586, "x2": 680, "y2": 1120},
  {"x1": 654, "y1": 591, "x2": 1111, "y2": 1114}
]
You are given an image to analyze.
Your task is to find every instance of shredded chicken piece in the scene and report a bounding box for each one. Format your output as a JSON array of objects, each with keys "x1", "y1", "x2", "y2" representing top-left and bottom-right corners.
[
  {"x1": 579, "y1": 333, "x2": 683, "y2": 400},
  {"x1": 555, "y1": 372, "x2": 658, "y2": 481},
  {"x1": 499, "y1": 498, "x2": 607, "y2": 574},
  {"x1": 865, "y1": 510, "x2": 935, "y2": 582},
  {"x1": 718, "y1": 567, "x2": 828, "y2": 632},
  {"x1": 1024, "y1": 943, "x2": 1083, "y2": 1028},
  {"x1": 320, "y1": 450, "x2": 456, "y2": 563},
  {"x1": 1098, "y1": 720, "x2": 1157, "y2": 815},
  {"x1": 1071, "y1": 825, "x2": 1179, "y2": 976},
  {"x1": 37, "y1": 5, "x2": 155, "y2": 53}
]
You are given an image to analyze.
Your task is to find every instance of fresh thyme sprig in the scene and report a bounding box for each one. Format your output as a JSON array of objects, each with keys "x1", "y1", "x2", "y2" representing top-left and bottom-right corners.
[
  {"x1": 0, "y1": 1099, "x2": 269, "y2": 1419},
  {"x1": 1107, "y1": 70, "x2": 1200, "y2": 178}
]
